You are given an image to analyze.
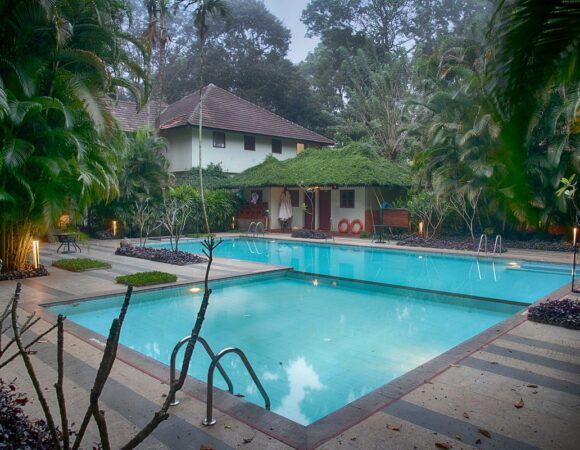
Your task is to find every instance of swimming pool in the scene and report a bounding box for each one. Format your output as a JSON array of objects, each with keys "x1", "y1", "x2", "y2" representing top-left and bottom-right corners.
[
  {"x1": 149, "y1": 238, "x2": 570, "y2": 303},
  {"x1": 48, "y1": 272, "x2": 523, "y2": 425}
]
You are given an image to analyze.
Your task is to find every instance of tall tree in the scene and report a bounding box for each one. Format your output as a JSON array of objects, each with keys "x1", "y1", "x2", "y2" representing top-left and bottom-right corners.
[
  {"x1": 341, "y1": 52, "x2": 411, "y2": 160},
  {"x1": 180, "y1": 0, "x2": 230, "y2": 234},
  {"x1": 143, "y1": 0, "x2": 171, "y2": 117}
]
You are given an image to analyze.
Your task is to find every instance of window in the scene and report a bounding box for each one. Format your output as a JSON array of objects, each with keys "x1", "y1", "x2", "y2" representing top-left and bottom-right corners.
[
  {"x1": 213, "y1": 131, "x2": 225, "y2": 148},
  {"x1": 340, "y1": 190, "x2": 355, "y2": 208},
  {"x1": 244, "y1": 135, "x2": 255, "y2": 151},
  {"x1": 296, "y1": 143, "x2": 305, "y2": 155},
  {"x1": 272, "y1": 139, "x2": 282, "y2": 154}
]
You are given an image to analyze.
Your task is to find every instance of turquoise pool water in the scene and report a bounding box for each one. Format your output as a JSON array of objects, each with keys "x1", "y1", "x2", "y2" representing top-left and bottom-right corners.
[
  {"x1": 49, "y1": 273, "x2": 523, "y2": 425},
  {"x1": 149, "y1": 238, "x2": 570, "y2": 303}
]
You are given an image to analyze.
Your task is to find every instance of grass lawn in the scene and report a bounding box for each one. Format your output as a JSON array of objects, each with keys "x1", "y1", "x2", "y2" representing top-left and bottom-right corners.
[
  {"x1": 116, "y1": 271, "x2": 177, "y2": 286},
  {"x1": 53, "y1": 258, "x2": 111, "y2": 272}
]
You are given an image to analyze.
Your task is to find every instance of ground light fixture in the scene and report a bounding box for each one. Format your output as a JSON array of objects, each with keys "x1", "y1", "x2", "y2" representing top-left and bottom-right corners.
[
  {"x1": 418, "y1": 221, "x2": 424, "y2": 237},
  {"x1": 32, "y1": 239, "x2": 40, "y2": 269},
  {"x1": 112, "y1": 220, "x2": 117, "y2": 237}
]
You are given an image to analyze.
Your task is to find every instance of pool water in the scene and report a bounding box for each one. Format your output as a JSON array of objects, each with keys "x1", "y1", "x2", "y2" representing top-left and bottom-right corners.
[
  {"x1": 49, "y1": 273, "x2": 523, "y2": 425},
  {"x1": 149, "y1": 238, "x2": 570, "y2": 303}
]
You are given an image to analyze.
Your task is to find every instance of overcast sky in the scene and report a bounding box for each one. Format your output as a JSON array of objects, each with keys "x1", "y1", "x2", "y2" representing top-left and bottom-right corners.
[{"x1": 261, "y1": 0, "x2": 320, "y2": 63}]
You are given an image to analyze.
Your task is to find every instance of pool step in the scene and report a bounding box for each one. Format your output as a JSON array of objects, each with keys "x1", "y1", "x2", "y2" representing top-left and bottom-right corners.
[{"x1": 506, "y1": 264, "x2": 570, "y2": 276}]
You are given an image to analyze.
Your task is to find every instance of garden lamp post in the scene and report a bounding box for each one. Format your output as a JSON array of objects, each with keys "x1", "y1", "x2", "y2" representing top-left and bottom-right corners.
[{"x1": 32, "y1": 240, "x2": 40, "y2": 269}]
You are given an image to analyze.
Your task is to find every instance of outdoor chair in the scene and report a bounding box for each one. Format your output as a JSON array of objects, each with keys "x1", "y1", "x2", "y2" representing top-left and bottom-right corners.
[{"x1": 55, "y1": 233, "x2": 82, "y2": 254}]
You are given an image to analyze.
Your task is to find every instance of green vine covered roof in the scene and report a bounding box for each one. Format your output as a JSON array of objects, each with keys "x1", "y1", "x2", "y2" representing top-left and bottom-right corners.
[{"x1": 222, "y1": 143, "x2": 410, "y2": 188}]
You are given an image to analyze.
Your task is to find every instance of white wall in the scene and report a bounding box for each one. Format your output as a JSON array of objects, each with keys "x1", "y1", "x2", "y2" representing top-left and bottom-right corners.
[
  {"x1": 162, "y1": 127, "x2": 299, "y2": 174},
  {"x1": 330, "y1": 187, "x2": 366, "y2": 232},
  {"x1": 163, "y1": 127, "x2": 193, "y2": 172}
]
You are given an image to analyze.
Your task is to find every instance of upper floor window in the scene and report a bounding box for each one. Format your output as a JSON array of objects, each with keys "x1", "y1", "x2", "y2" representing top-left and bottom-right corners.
[
  {"x1": 244, "y1": 135, "x2": 255, "y2": 151},
  {"x1": 272, "y1": 139, "x2": 282, "y2": 154},
  {"x1": 213, "y1": 131, "x2": 225, "y2": 148},
  {"x1": 340, "y1": 190, "x2": 355, "y2": 208}
]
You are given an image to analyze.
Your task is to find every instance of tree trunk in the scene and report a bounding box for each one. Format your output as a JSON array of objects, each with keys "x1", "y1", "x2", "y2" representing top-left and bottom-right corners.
[{"x1": 198, "y1": 35, "x2": 211, "y2": 234}]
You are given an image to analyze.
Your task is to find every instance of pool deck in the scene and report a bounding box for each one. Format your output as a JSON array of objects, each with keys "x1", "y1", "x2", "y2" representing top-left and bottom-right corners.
[{"x1": 1, "y1": 234, "x2": 579, "y2": 449}]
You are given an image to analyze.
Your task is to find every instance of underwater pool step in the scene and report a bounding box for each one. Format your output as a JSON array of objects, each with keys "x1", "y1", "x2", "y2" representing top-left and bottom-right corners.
[{"x1": 506, "y1": 265, "x2": 570, "y2": 276}]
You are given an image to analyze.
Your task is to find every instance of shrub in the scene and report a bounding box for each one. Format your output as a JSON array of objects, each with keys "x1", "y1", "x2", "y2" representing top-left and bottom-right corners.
[
  {"x1": 528, "y1": 299, "x2": 580, "y2": 329},
  {"x1": 116, "y1": 271, "x2": 177, "y2": 286},
  {"x1": 115, "y1": 245, "x2": 207, "y2": 265},
  {"x1": 0, "y1": 379, "x2": 55, "y2": 449},
  {"x1": 53, "y1": 258, "x2": 111, "y2": 272}
]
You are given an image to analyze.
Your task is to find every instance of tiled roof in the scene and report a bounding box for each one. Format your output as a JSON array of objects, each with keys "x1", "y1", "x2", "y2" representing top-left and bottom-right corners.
[
  {"x1": 110, "y1": 100, "x2": 165, "y2": 132},
  {"x1": 159, "y1": 84, "x2": 335, "y2": 145}
]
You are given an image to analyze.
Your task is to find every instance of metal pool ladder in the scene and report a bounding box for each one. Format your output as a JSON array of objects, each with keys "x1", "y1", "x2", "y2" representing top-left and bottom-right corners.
[
  {"x1": 168, "y1": 335, "x2": 270, "y2": 426},
  {"x1": 477, "y1": 234, "x2": 503, "y2": 259},
  {"x1": 247, "y1": 221, "x2": 265, "y2": 237}
]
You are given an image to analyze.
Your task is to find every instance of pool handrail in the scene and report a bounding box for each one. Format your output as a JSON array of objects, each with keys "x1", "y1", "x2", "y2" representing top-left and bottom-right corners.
[
  {"x1": 168, "y1": 335, "x2": 234, "y2": 406},
  {"x1": 203, "y1": 347, "x2": 271, "y2": 426}
]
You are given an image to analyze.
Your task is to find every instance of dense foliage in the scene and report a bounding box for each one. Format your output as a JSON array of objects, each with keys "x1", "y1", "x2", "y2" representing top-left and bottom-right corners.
[
  {"x1": 0, "y1": 380, "x2": 54, "y2": 449},
  {"x1": 0, "y1": 0, "x2": 148, "y2": 271},
  {"x1": 225, "y1": 143, "x2": 410, "y2": 188}
]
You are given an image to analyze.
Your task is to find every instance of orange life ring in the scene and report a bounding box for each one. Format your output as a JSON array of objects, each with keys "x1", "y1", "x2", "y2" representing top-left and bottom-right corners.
[
  {"x1": 337, "y1": 218, "x2": 350, "y2": 234},
  {"x1": 350, "y1": 219, "x2": 363, "y2": 234}
]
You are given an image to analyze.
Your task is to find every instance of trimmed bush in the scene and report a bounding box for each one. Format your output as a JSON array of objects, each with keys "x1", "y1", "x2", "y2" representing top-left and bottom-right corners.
[
  {"x1": 116, "y1": 271, "x2": 177, "y2": 286},
  {"x1": 53, "y1": 258, "x2": 111, "y2": 272},
  {"x1": 115, "y1": 245, "x2": 207, "y2": 265}
]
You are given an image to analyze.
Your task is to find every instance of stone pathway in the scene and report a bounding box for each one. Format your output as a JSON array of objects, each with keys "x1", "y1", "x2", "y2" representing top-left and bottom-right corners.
[{"x1": 1, "y1": 236, "x2": 578, "y2": 449}]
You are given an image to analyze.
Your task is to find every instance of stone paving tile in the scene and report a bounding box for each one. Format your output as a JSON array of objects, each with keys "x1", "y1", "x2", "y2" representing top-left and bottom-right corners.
[
  {"x1": 434, "y1": 363, "x2": 580, "y2": 422},
  {"x1": 2, "y1": 237, "x2": 579, "y2": 450},
  {"x1": 314, "y1": 410, "x2": 480, "y2": 450},
  {"x1": 474, "y1": 347, "x2": 580, "y2": 386},
  {"x1": 493, "y1": 338, "x2": 580, "y2": 364},
  {"x1": 401, "y1": 379, "x2": 579, "y2": 449}
]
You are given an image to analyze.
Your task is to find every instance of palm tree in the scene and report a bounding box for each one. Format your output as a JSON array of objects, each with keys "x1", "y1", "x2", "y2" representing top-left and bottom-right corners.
[
  {"x1": 180, "y1": 0, "x2": 230, "y2": 234},
  {"x1": 143, "y1": 0, "x2": 171, "y2": 119},
  {"x1": 0, "y1": 0, "x2": 148, "y2": 271},
  {"x1": 485, "y1": 0, "x2": 580, "y2": 221}
]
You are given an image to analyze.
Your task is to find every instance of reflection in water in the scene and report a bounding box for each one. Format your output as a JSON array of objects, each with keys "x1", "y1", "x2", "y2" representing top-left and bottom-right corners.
[{"x1": 274, "y1": 357, "x2": 326, "y2": 424}]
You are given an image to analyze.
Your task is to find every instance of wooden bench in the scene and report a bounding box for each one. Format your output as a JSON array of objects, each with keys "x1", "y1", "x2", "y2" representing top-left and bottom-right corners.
[{"x1": 365, "y1": 208, "x2": 411, "y2": 242}]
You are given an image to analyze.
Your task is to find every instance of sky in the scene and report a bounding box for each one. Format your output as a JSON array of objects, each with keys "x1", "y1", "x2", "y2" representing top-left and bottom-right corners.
[{"x1": 261, "y1": 0, "x2": 320, "y2": 63}]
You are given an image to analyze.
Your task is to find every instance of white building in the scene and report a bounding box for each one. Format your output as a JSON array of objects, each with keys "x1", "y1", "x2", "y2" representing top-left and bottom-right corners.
[{"x1": 112, "y1": 84, "x2": 334, "y2": 174}]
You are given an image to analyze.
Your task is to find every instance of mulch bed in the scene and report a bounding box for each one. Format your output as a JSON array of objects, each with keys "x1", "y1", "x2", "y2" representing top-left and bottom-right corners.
[
  {"x1": 528, "y1": 298, "x2": 580, "y2": 329},
  {"x1": 396, "y1": 236, "x2": 508, "y2": 253},
  {"x1": 503, "y1": 239, "x2": 573, "y2": 252},
  {"x1": 396, "y1": 235, "x2": 574, "y2": 253},
  {"x1": 291, "y1": 229, "x2": 332, "y2": 239},
  {"x1": 115, "y1": 245, "x2": 207, "y2": 265},
  {"x1": 0, "y1": 265, "x2": 49, "y2": 281}
]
